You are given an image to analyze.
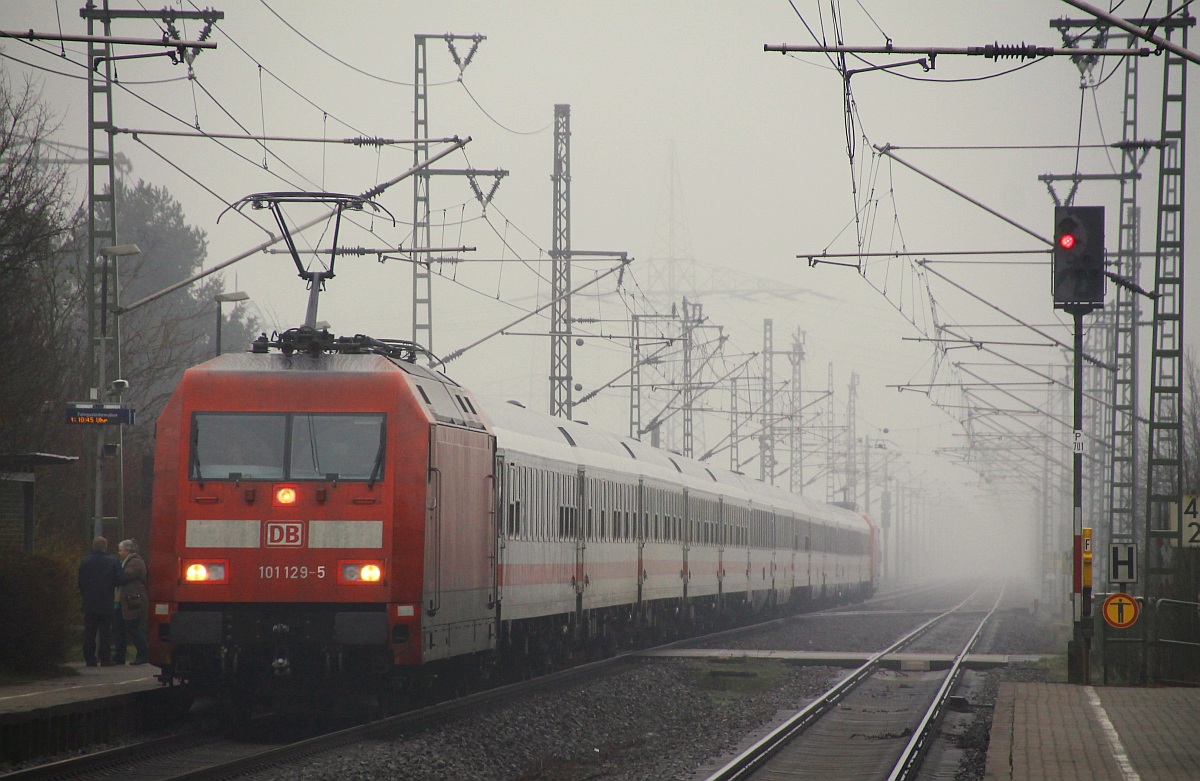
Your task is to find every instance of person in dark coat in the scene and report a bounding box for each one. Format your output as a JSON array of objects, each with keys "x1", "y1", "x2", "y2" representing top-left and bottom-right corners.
[
  {"x1": 77, "y1": 536, "x2": 122, "y2": 666},
  {"x1": 113, "y1": 539, "x2": 149, "y2": 665}
]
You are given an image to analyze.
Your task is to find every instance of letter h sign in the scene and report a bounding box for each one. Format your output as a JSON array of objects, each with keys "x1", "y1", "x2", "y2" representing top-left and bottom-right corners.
[{"x1": 1109, "y1": 543, "x2": 1137, "y2": 585}]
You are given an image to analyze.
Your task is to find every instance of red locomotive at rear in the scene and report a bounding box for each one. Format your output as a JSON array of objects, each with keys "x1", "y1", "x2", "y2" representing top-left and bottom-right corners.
[{"x1": 148, "y1": 337, "x2": 495, "y2": 708}]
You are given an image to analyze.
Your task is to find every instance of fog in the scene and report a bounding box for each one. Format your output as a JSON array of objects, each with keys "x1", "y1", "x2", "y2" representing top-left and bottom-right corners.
[{"x1": 9, "y1": 2, "x2": 1198, "y2": 603}]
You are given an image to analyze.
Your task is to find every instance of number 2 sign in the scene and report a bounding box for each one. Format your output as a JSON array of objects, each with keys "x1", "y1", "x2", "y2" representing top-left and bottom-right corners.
[{"x1": 1181, "y1": 496, "x2": 1200, "y2": 548}]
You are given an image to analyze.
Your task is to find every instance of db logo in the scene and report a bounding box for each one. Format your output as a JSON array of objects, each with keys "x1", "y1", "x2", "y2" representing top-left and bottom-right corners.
[{"x1": 266, "y1": 521, "x2": 304, "y2": 547}]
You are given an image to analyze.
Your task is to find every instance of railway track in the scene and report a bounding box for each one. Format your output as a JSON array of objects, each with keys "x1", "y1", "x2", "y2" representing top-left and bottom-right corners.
[
  {"x1": 4, "y1": 582, "x2": 1022, "y2": 781},
  {"x1": 696, "y1": 582, "x2": 1005, "y2": 781},
  {"x1": 0, "y1": 642, "x2": 641, "y2": 781}
]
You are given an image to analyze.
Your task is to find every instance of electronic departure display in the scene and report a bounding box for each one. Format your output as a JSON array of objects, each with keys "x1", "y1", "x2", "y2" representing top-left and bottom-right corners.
[{"x1": 65, "y1": 402, "x2": 135, "y2": 426}]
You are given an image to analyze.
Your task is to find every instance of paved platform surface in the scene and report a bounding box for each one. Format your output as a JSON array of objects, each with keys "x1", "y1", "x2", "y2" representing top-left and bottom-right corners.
[
  {"x1": 984, "y1": 682, "x2": 1200, "y2": 780},
  {"x1": 0, "y1": 661, "x2": 161, "y2": 716}
]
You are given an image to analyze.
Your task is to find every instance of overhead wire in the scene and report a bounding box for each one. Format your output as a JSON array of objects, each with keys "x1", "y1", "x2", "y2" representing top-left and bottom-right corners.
[
  {"x1": 188, "y1": 2, "x2": 370, "y2": 136},
  {"x1": 788, "y1": 1, "x2": 1069, "y2": 459},
  {"x1": 255, "y1": 0, "x2": 453, "y2": 89},
  {"x1": 131, "y1": 133, "x2": 275, "y2": 238},
  {"x1": 458, "y1": 80, "x2": 552, "y2": 136},
  {"x1": 26, "y1": 6, "x2": 694, "y2": 411}
]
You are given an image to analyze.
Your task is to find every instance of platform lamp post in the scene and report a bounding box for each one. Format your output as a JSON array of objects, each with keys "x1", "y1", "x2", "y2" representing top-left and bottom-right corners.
[
  {"x1": 214, "y1": 291, "x2": 250, "y2": 357},
  {"x1": 865, "y1": 432, "x2": 899, "y2": 583},
  {"x1": 875, "y1": 441, "x2": 901, "y2": 584},
  {"x1": 92, "y1": 243, "x2": 140, "y2": 540}
]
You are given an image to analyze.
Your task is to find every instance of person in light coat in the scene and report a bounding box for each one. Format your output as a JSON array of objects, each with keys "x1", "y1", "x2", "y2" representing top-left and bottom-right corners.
[{"x1": 113, "y1": 539, "x2": 149, "y2": 665}]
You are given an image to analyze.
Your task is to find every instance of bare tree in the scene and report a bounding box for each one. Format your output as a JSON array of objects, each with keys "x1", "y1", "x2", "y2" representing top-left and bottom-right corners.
[
  {"x1": 0, "y1": 72, "x2": 91, "y2": 548},
  {"x1": 1183, "y1": 348, "x2": 1200, "y2": 495}
]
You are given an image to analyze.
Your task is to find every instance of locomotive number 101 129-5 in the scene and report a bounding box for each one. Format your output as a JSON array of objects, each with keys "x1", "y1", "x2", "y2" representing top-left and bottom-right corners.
[{"x1": 258, "y1": 565, "x2": 326, "y2": 579}]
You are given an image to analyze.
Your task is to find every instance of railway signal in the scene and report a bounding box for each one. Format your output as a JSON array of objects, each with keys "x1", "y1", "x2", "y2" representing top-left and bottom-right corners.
[
  {"x1": 1052, "y1": 205, "x2": 1106, "y2": 312},
  {"x1": 1054, "y1": 205, "x2": 1106, "y2": 685}
]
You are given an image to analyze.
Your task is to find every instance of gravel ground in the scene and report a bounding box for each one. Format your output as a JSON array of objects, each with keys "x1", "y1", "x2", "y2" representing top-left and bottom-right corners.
[
  {"x1": 234, "y1": 584, "x2": 1065, "y2": 781},
  {"x1": 238, "y1": 660, "x2": 844, "y2": 781}
]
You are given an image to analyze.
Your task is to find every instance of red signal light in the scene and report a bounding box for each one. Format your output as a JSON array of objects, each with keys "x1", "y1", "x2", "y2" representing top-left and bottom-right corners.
[{"x1": 1059, "y1": 233, "x2": 1077, "y2": 250}]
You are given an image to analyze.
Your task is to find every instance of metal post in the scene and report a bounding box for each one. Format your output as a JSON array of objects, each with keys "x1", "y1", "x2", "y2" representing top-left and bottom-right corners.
[
  {"x1": 1070, "y1": 309, "x2": 1092, "y2": 684},
  {"x1": 92, "y1": 243, "x2": 139, "y2": 540},
  {"x1": 550, "y1": 104, "x2": 572, "y2": 419},
  {"x1": 91, "y1": 251, "x2": 107, "y2": 540}
]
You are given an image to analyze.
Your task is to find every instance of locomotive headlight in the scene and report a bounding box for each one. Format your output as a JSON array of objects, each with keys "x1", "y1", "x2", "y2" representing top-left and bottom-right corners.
[
  {"x1": 338, "y1": 560, "x2": 384, "y2": 584},
  {"x1": 183, "y1": 560, "x2": 228, "y2": 583},
  {"x1": 273, "y1": 484, "x2": 299, "y2": 506}
]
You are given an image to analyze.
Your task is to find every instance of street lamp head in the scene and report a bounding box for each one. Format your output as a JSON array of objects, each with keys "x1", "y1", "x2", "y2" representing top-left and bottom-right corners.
[
  {"x1": 215, "y1": 291, "x2": 250, "y2": 303},
  {"x1": 99, "y1": 244, "x2": 141, "y2": 257}
]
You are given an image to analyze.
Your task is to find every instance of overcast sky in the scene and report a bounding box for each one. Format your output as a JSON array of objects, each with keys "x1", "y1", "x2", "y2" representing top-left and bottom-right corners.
[{"x1": 7, "y1": 1, "x2": 1198, "y2": 566}]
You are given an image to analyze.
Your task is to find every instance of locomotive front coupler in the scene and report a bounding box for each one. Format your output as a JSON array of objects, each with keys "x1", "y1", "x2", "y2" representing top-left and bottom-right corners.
[{"x1": 271, "y1": 623, "x2": 292, "y2": 676}]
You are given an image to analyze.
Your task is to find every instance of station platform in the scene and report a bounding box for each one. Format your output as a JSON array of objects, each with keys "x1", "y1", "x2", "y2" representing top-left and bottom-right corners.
[
  {"x1": 984, "y1": 682, "x2": 1200, "y2": 780},
  {"x1": 0, "y1": 662, "x2": 181, "y2": 765}
]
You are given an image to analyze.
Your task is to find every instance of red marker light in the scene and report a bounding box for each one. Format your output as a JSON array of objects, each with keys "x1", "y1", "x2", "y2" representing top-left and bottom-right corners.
[{"x1": 1059, "y1": 233, "x2": 1076, "y2": 250}]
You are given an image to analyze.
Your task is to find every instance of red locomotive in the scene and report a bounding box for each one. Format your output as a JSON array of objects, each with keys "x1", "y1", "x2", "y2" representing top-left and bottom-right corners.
[{"x1": 146, "y1": 325, "x2": 876, "y2": 711}]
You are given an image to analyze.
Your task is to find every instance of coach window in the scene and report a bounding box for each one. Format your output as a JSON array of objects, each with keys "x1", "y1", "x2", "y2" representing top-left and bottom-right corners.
[
  {"x1": 508, "y1": 500, "x2": 521, "y2": 538},
  {"x1": 537, "y1": 470, "x2": 545, "y2": 541},
  {"x1": 522, "y1": 467, "x2": 531, "y2": 540}
]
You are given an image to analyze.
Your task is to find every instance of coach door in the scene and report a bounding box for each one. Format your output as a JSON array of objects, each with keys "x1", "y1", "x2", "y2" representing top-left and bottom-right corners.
[
  {"x1": 717, "y1": 497, "x2": 725, "y2": 609},
  {"x1": 574, "y1": 467, "x2": 586, "y2": 602},
  {"x1": 424, "y1": 424, "x2": 496, "y2": 660},
  {"x1": 681, "y1": 488, "x2": 690, "y2": 601},
  {"x1": 493, "y1": 452, "x2": 507, "y2": 610},
  {"x1": 636, "y1": 478, "x2": 645, "y2": 605}
]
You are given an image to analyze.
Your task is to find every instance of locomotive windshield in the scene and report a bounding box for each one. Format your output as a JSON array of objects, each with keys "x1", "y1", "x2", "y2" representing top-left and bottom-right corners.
[{"x1": 191, "y1": 412, "x2": 385, "y2": 482}]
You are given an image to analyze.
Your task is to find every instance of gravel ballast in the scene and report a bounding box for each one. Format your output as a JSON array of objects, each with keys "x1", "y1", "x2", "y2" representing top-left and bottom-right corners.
[{"x1": 238, "y1": 585, "x2": 1064, "y2": 781}]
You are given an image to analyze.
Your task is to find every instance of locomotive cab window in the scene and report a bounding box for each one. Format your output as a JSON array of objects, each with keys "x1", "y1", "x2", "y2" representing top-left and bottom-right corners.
[{"x1": 191, "y1": 412, "x2": 385, "y2": 482}]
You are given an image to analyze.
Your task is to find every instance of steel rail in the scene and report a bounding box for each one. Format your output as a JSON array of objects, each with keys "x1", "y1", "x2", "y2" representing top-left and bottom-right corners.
[
  {"x1": 0, "y1": 724, "x2": 233, "y2": 781},
  {"x1": 699, "y1": 586, "x2": 992, "y2": 781},
  {"x1": 886, "y1": 583, "x2": 1007, "y2": 781}
]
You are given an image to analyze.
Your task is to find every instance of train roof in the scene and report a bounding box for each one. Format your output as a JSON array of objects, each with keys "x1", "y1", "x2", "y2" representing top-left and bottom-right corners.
[
  {"x1": 181, "y1": 350, "x2": 868, "y2": 533},
  {"x1": 194, "y1": 351, "x2": 455, "y2": 384},
  {"x1": 478, "y1": 396, "x2": 870, "y2": 533},
  {"x1": 183, "y1": 351, "x2": 486, "y2": 431}
]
